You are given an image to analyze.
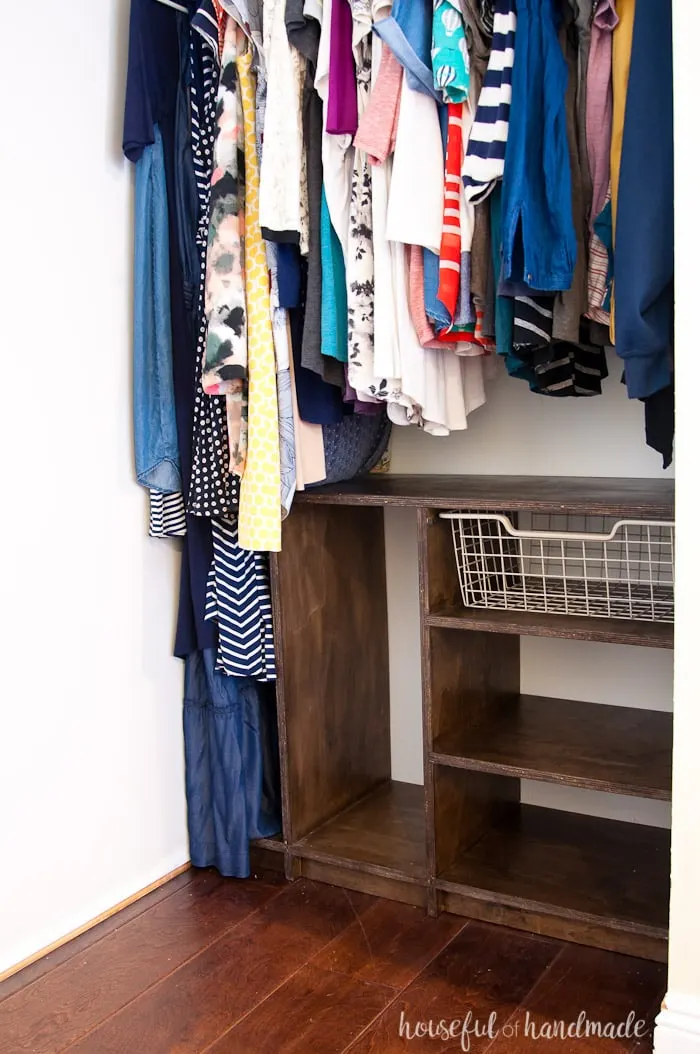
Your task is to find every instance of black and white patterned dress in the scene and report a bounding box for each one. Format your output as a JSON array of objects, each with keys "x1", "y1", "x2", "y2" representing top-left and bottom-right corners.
[
  {"x1": 187, "y1": 17, "x2": 237, "y2": 519},
  {"x1": 346, "y1": 32, "x2": 377, "y2": 402}
]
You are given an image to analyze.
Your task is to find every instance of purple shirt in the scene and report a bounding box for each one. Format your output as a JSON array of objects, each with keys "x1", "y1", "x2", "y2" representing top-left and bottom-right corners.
[{"x1": 327, "y1": 0, "x2": 358, "y2": 134}]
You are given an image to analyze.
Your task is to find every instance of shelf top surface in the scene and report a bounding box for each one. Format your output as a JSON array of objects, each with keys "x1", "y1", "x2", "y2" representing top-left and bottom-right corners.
[
  {"x1": 431, "y1": 693, "x2": 672, "y2": 800},
  {"x1": 426, "y1": 606, "x2": 674, "y2": 648},
  {"x1": 438, "y1": 803, "x2": 670, "y2": 933},
  {"x1": 296, "y1": 475, "x2": 674, "y2": 517}
]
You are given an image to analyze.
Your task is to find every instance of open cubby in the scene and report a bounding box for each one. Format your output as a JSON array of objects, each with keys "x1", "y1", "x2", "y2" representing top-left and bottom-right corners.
[{"x1": 264, "y1": 476, "x2": 674, "y2": 961}]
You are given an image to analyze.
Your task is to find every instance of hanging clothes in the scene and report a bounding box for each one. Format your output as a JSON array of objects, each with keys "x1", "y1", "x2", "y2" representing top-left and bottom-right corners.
[
  {"x1": 236, "y1": 44, "x2": 282, "y2": 552},
  {"x1": 431, "y1": 0, "x2": 470, "y2": 102},
  {"x1": 183, "y1": 650, "x2": 280, "y2": 877},
  {"x1": 614, "y1": 0, "x2": 674, "y2": 467},
  {"x1": 500, "y1": 0, "x2": 576, "y2": 293},
  {"x1": 374, "y1": 0, "x2": 441, "y2": 101},
  {"x1": 187, "y1": 23, "x2": 238, "y2": 520},
  {"x1": 327, "y1": 0, "x2": 358, "y2": 134},
  {"x1": 346, "y1": 17, "x2": 379, "y2": 405},
  {"x1": 462, "y1": 0, "x2": 516, "y2": 203},
  {"x1": 587, "y1": 1, "x2": 617, "y2": 228},
  {"x1": 149, "y1": 490, "x2": 187, "y2": 539},
  {"x1": 567, "y1": 0, "x2": 593, "y2": 221},
  {"x1": 315, "y1": 0, "x2": 354, "y2": 257},
  {"x1": 551, "y1": 4, "x2": 587, "y2": 345},
  {"x1": 386, "y1": 73, "x2": 444, "y2": 252},
  {"x1": 258, "y1": 1, "x2": 308, "y2": 249},
  {"x1": 132, "y1": 127, "x2": 182, "y2": 497},
  {"x1": 608, "y1": 0, "x2": 635, "y2": 347},
  {"x1": 124, "y1": 0, "x2": 217, "y2": 656},
  {"x1": 123, "y1": 0, "x2": 185, "y2": 525},
  {"x1": 430, "y1": 0, "x2": 471, "y2": 327},
  {"x1": 320, "y1": 188, "x2": 349, "y2": 364},
  {"x1": 202, "y1": 18, "x2": 249, "y2": 481},
  {"x1": 360, "y1": 4, "x2": 404, "y2": 411},
  {"x1": 267, "y1": 243, "x2": 299, "y2": 513},
  {"x1": 124, "y1": 0, "x2": 284, "y2": 889},
  {"x1": 202, "y1": 24, "x2": 247, "y2": 400},
  {"x1": 585, "y1": 0, "x2": 617, "y2": 325},
  {"x1": 287, "y1": 0, "x2": 345, "y2": 388},
  {"x1": 354, "y1": 43, "x2": 402, "y2": 165},
  {"x1": 436, "y1": 107, "x2": 465, "y2": 323},
  {"x1": 205, "y1": 519, "x2": 276, "y2": 680}
]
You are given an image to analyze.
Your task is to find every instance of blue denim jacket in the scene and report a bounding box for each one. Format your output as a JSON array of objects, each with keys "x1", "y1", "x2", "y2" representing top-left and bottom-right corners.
[
  {"x1": 501, "y1": 0, "x2": 577, "y2": 293},
  {"x1": 133, "y1": 125, "x2": 182, "y2": 493}
]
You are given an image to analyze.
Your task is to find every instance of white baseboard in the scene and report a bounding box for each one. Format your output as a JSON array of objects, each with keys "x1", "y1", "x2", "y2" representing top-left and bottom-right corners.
[
  {"x1": 0, "y1": 855, "x2": 191, "y2": 982},
  {"x1": 655, "y1": 993, "x2": 700, "y2": 1053}
]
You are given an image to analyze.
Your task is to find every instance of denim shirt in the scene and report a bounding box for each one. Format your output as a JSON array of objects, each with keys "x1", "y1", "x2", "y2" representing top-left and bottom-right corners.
[
  {"x1": 133, "y1": 126, "x2": 182, "y2": 494},
  {"x1": 500, "y1": 0, "x2": 577, "y2": 293}
]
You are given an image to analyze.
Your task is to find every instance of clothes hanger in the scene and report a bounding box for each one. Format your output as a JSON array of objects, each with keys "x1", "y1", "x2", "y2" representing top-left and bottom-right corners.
[{"x1": 153, "y1": 0, "x2": 189, "y2": 13}]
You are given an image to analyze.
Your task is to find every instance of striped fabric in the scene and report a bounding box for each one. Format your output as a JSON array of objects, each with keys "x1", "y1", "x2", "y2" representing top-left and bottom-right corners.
[
  {"x1": 437, "y1": 103, "x2": 464, "y2": 322},
  {"x1": 586, "y1": 232, "x2": 611, "y2": 325},
  {"x1": 473, "y1": 306, "x2": 496, "y2": 353},
  {"x1": 213, "y1": 0, "x2": 227, "y2": 58},
  {"x1": 587, "y1": 188, "x2": 612, "y2": 325},
  {"x1": 511, "y1": 297, "x2": 608, "y2": 397},
  {"x1": 204, "y1": 519, "x2": 276, "y2": 681},
  {"x1": 192, "y1": 0, "x2": 220, "y2": 55},
  {"x1": 149, "y1": 490, "x2": 187, "y2": 539},
  {"x1": 532, "y1": 343, "x2": 608, "y2": 397},
  {"x1": 513, "y1": 295, "x2": 554, "y2": 348},
  {"x1": 461, "y1": 0, "x2": 516, "y2": 203}
]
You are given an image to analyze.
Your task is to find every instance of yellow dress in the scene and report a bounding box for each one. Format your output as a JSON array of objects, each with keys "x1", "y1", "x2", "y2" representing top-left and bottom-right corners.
[
  {"x1": 236, "y1": 45, "x2": 282, "y2": 553},
  {"x1": 609, "y1": 0, "x2": 636, "y2": 344}
]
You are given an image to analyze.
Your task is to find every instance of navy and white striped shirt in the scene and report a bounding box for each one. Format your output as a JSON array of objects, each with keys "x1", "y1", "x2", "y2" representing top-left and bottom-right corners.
[
  {"x1": 461, "y1": 0, "x2": 516, "y2": 203},
  {"x1": 149, "y1": 490, "x2": 187, "y2": 538},
  {"x1": 205, "y1": 519, "x2": 276, "y2": 682}
]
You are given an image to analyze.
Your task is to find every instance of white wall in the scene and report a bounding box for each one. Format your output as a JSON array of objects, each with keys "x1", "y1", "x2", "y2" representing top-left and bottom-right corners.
[
  {"x1": 659, "y1": 0, "x2": 700, "y2": 1025},
  {"x1": 0, "y1": 0, "x2": 188, "y2": 975},
  {"x1": 387, "y1": 361, "x2": 674, "y2": 832}
]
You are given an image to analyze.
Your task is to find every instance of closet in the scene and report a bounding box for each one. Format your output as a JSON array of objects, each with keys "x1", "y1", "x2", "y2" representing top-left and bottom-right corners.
[
  {"x1": 122, "y1": 0, "x2": 676, "y2": 970},
  {"x1": 254, "y1": 474, "x2": 673, "y2": 963}
]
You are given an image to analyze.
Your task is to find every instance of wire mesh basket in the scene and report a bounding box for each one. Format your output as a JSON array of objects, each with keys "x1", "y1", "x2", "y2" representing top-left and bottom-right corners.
[{"x1": 441, "y1": 511, "x2": 675, "y2": 624}]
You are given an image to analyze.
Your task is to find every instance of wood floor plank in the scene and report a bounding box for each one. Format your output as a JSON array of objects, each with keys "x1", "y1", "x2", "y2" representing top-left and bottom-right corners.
[
  {"x1": 485, "y1": 944, "x2": 666, "y2": 1054},
  {"x1": 313, "y1": 899, "x2": 465, "y2": 990},
  {"x1": 0, "y1": 869, "x2": 285, "y2": 1054},
  {"x1": 66, "y1": 880, "x2": 377, "y2": 1054},
  {"x1": 0, "y1": 868, "x2": 196, "y2": 1002},
  {"x1": 345, "y1": 922, "x2": 561, "y2": 1053},
  {"x1": 206, "y1": 964, "x2": 394, "y2": 1053}
]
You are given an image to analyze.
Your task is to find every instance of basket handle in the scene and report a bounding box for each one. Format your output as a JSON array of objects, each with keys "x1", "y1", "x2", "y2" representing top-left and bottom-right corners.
[{"x1": 439, "y1": 512, "x2": 674, "y2": 544}]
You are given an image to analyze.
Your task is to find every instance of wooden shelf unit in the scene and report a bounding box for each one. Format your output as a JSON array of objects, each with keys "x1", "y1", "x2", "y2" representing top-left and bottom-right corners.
[{"x1": 266, "y1": 475, "x2": 674, "y2": 961}]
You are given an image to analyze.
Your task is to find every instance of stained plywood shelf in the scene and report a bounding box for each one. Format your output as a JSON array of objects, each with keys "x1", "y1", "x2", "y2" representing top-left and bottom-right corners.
[
  {"x1": 431, "y1": 694, "x2": 672, "y2": 800},
  {"x1": 425, "y1": 606, "x2": 674, "y2": 649},
  {"x1": 294, "y1": 781, "x2": 426, "y2": 883},
  {"x1": 269, "y1": 475, "x2": 673, "y2": 961},
  {"x1": 436, "y1": 804, "x2": 671, "y2": 942},
  {"x1": 296, "y1": 474, "x2": 674, "y2": 518}
]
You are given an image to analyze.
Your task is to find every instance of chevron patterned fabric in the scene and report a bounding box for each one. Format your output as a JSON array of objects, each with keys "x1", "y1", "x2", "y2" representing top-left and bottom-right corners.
[{"x1": 204, "y1": 518, "x2": 276, "y2": 681}]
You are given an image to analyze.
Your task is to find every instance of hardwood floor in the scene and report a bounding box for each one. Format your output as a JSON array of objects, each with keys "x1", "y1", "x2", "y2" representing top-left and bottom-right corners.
[{"x1": 0, "y1": 868, "x2": 666, "y2": 1053}]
